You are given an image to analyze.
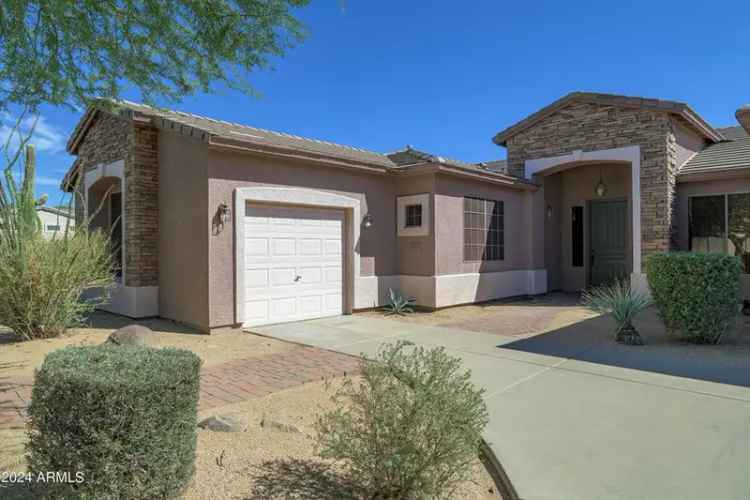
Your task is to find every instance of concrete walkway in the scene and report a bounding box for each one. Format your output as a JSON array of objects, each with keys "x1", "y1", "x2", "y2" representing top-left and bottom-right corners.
[{"x1": 251, "y1": 314, "x2": 750, "y2": 500}]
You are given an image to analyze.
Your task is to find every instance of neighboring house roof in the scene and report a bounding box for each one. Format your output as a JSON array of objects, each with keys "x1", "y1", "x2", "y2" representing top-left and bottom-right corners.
[
  {"x1": 716, "y1": 125, "x2": 749, "y2": 141},
  {"x1": 37, "y1": 206, "x2": 74, "y2": 218},
  {"x1": 492, "y1": 91, "x2": 724, "y2": 146},
  {"x1": 64, "y1": 101, "x2": 537, "y2": 191}
]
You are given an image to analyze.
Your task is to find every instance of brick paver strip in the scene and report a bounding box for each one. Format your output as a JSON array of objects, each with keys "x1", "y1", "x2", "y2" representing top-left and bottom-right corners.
[{"x1": 0, "y1": 343, "x2": 360, "y2": 428}]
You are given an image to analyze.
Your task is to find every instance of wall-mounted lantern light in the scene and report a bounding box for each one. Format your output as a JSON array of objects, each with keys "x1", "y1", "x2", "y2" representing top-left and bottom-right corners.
[
  {"x1": 546, "y1": 204, "x2": 553, "y2": 220},
  {"x1": 595, "y1": 167, "x2": 608, "y2": 197},
  {"x1": 218, "y1": 202, "x2": 231, "y2": 225},
  {"x1": 363, "y1": 213, "x2": 374, "y2": 229}
]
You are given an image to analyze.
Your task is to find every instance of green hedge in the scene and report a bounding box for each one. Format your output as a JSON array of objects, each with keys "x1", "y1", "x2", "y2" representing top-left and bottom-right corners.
[
  {"x1": 646, "y1": 252, "x2": 742, "y2": 343},
  {"x1": 27, "y1": 345, "x2": 201, "y2": 499}
]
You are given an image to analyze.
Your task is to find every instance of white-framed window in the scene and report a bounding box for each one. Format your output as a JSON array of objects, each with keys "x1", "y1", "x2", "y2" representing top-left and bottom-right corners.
[
  {"x1": 46, "y1": 225, "x2": 60, "y2": 231},
  {"x1": 397, "y1": 193, "x2": 430, "y2": 237}
]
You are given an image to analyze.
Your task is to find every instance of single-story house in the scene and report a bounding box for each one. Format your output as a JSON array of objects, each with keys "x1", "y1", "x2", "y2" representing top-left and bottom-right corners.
[
  {"x1": 61, "y1": 92, "x2": 750, "y2": 332},
  {"x1": 36, "y1": 206, "x2": 74, "y2": 238}
]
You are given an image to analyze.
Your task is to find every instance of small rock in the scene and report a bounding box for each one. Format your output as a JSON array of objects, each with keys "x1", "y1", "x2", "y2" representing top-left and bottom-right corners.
[
  {"x1": 260, "y1": 418, "x2": 300, "y2": 434},
  {"x1": 198, "y1": 415, "x2": 245, "y2": 433},
  {"x1": 106, "y1": 325, "x2": 156, "y2": 347}
]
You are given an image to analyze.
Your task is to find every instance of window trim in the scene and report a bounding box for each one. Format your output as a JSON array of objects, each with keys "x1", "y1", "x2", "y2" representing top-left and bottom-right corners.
[
  {"x1": 688, "y1": 191, "x2": 750, "y2": 272},
  {"x1": 463, "y1": 196, "x2": 504, "y2": 262},
  {"x1": 397, "y1": 193, "x2": 430, "y2": 237}
]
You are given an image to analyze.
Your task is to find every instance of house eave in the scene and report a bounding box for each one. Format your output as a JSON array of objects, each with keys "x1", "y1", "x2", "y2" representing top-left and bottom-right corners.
[
  {"x1": 207, "y1": 136, "x2": 392, "y2": 175},
  {"x1": 391, "y1": 162, "x2": 538, "y2": 190},
  {"x1": 676, "y1": 166, "x2": 750, "y2": 183}
]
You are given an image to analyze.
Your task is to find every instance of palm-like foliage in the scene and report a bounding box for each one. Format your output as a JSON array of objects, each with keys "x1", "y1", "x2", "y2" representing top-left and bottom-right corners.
[
  {"x1": 581, "y1": 279, "x2": 652, "y2": 345},
  {"x1": 383, "y1": 288, "x2": 416, "y2": 316}
]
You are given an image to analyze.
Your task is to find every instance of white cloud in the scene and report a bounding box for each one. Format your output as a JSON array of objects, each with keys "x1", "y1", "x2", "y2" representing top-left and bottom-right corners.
[{"x1": 0, "y1": 114, "x2": 66, "y2": 154}]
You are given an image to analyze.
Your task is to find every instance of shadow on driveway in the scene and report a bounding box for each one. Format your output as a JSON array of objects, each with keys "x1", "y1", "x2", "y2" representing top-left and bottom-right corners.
[{"x1": 501, "y1": 307, "x2": 750, "y2": 388}]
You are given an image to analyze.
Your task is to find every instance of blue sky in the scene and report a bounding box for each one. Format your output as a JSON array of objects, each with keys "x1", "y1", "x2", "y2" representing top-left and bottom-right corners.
[{"x1": 14, "y1": 0, "x2": 750, "y2": 202}]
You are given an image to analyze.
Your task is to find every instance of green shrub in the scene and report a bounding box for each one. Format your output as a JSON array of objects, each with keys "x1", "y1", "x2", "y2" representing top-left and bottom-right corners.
[
  {"x1": 316, "y1": 341, "x2": 489, "y2": 499},
  {"x1": 646, "y1": 252, "x2": 742, "y2": 344},
  {"x1": 27, "y1": 345, "x2": 201, "y2": 499},
  {"x1": 582, "y1": 279, "x2": 652, "y2": 345}
]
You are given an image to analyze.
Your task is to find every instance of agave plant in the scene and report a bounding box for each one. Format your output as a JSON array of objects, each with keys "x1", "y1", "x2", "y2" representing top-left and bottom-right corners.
[
  {"x1": 581, "y1": 279, "x2": 652, "y2": 345},
  {"x1": 383, "y1": 288, "x2": 416, "y2": 316}
]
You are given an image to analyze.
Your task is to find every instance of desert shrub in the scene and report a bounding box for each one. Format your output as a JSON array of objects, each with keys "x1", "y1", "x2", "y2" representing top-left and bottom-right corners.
[
  {"x1": 0, "y1": 230, "x2": 114, "y2": 340},
  {"x1": 646, "y1": 252, "x2": 742, "y2": 344},
  {"x1": 316, "y1": 341, "x2": 489, "y2": 499},
  {"x1": 383, "y1": 288, "x2": 416, "y2": 316},
  {"x1": 0, "y1": 145, "x2": 114, "y2": 341},
  {"x1": 582, "y1": 279, "x2": 651, "y2": 345},
  {"x1": 27, "y1": 345, "x2": 201, "y2": 499}
]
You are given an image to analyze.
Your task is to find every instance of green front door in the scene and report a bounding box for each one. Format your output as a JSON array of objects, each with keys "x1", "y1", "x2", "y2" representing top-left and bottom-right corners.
[{"x1": 590, "y1": 200, "x2": 628, "y2": 287}]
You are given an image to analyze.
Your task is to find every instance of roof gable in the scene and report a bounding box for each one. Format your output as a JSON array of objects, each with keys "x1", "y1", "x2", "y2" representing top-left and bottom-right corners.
[{"x1": 493, "y1": 92, "x2": 723, "y2": 146}]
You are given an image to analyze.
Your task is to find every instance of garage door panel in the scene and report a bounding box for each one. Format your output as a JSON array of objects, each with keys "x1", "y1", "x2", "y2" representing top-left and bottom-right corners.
[
  {"x1": 245, "y1": 238, "x2": 269, "y2": 257},
  {"x1": 298, "y1": 238, "x2": 322, "y2": 255},
  {"x1": 271, "y1": 238, "x2": 296, "y2": 256},
  {"x1": 244, "y1": 269, "x2": 269, "y2": 288},
  {"x1": 298, "y1": 267, "x2": 322, "y2": 284},
  {"x1": 270, "y1": 267, "x2": 297, "y2": 286},
  {"x1": 245, "y1": 300, "x2": 269, "y2": 322},
  {"x1": 242, "y1": 203, "x2": 345, "y2": 326}
]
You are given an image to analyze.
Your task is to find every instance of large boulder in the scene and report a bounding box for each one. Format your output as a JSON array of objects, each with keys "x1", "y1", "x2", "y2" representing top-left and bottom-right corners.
[{"x1": 106, "y1": 325, "x2": 156, "y2": 347}]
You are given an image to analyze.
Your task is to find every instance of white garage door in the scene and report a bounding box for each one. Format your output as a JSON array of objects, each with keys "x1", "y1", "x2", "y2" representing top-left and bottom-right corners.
[{"x1": 241, "y1": 203, "x2": 344, "y2": 326}]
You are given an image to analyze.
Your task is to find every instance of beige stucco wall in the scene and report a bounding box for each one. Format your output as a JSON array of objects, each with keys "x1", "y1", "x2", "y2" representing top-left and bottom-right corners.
[
  {"x1": 543, "y1": 173, "x2": 563, "y2": 290},
  {"x1": 158, "y1": 131, "x2": 210, "y2": 330},
  {"x1": 543, "y1": 163, "x2": 632, "y2": 292},
  {"x1": 433, "y1": 173, "x2": 542, "y2": 275},
  {"x1": 206, "y1": 149, "x2": 398, "y2": 328},
  {"x1": 671, "y1": 118, "x2": 706, "y2": 168},
  {"x1": 396, "y1": 174, "x2": 436, "y2": 276},
  {"x1": 675, "y1": 177, "x2": 750, "y2": 298}
]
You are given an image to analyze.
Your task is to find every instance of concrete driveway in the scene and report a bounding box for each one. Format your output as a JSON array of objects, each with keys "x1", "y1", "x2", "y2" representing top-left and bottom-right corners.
[{"x1": 250, "y1": 309, "x2": 750, "y2": 500}]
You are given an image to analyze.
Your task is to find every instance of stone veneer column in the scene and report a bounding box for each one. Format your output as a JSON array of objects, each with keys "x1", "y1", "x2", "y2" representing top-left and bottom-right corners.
[
  {"x1": 124, "y1": 122, "x2": 159, "y2": 287},
  {"x1": 504, "y1": 101, "x2": 677, "y2": 267}
]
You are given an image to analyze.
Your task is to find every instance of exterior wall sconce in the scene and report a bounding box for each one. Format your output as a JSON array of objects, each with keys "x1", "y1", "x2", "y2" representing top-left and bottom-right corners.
[
  {"x1": 218, "y1": 202, "x2": 231, "y2": 225},
  {"x1": 546, "y1": 204, "x2": 553, "y2": 220},
  {"x1": 595, "y1": 167, "x2": 608, "y2": 197},
  {"x1": 363, "y1": 213, "x2": 374, "y2": 229}
]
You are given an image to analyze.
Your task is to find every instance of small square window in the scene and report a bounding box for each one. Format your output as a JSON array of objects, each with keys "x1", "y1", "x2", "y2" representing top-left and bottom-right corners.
[
  {"x1": 46, "y1": 225, "x2": 60, "y2": 231},
  {"x1": 405, "y1": 204, "x2": 422, "y2": 228}
]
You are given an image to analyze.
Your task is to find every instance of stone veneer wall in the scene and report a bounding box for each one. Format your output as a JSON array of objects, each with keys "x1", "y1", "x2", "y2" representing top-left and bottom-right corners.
[
  {"x1": 505, "y1": 101, "x2": 677, "y2": 263},
  {"x1": 73, "y1": 111, "x2": 159, "y2": 288}
]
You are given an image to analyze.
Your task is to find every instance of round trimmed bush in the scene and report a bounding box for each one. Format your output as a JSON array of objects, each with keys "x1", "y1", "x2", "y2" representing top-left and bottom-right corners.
[
  {"x1": 646, "y1": 252, "x2": 742, "y2": 343},
  {"x1": 27, "y1": 345, "x2": 201, "y2": 499}
]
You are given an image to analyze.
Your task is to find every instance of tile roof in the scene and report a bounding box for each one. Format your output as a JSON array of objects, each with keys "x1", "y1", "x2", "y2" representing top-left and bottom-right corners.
[
  {"x1": 70, "y1": 100, "x2": 394, "y2": 169},
  {"x1": 386, "y1": 147, "x2": 532, "y2": 185},
  {"x1": 680, "y1": 135, "x2": 750, "y2": 176},
  {"x1": 479, "y1": 159, "x2": 508, "y2": 173},
  {"x1": 64, "y1": 102, "x2": 536, "y2": 190}
]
